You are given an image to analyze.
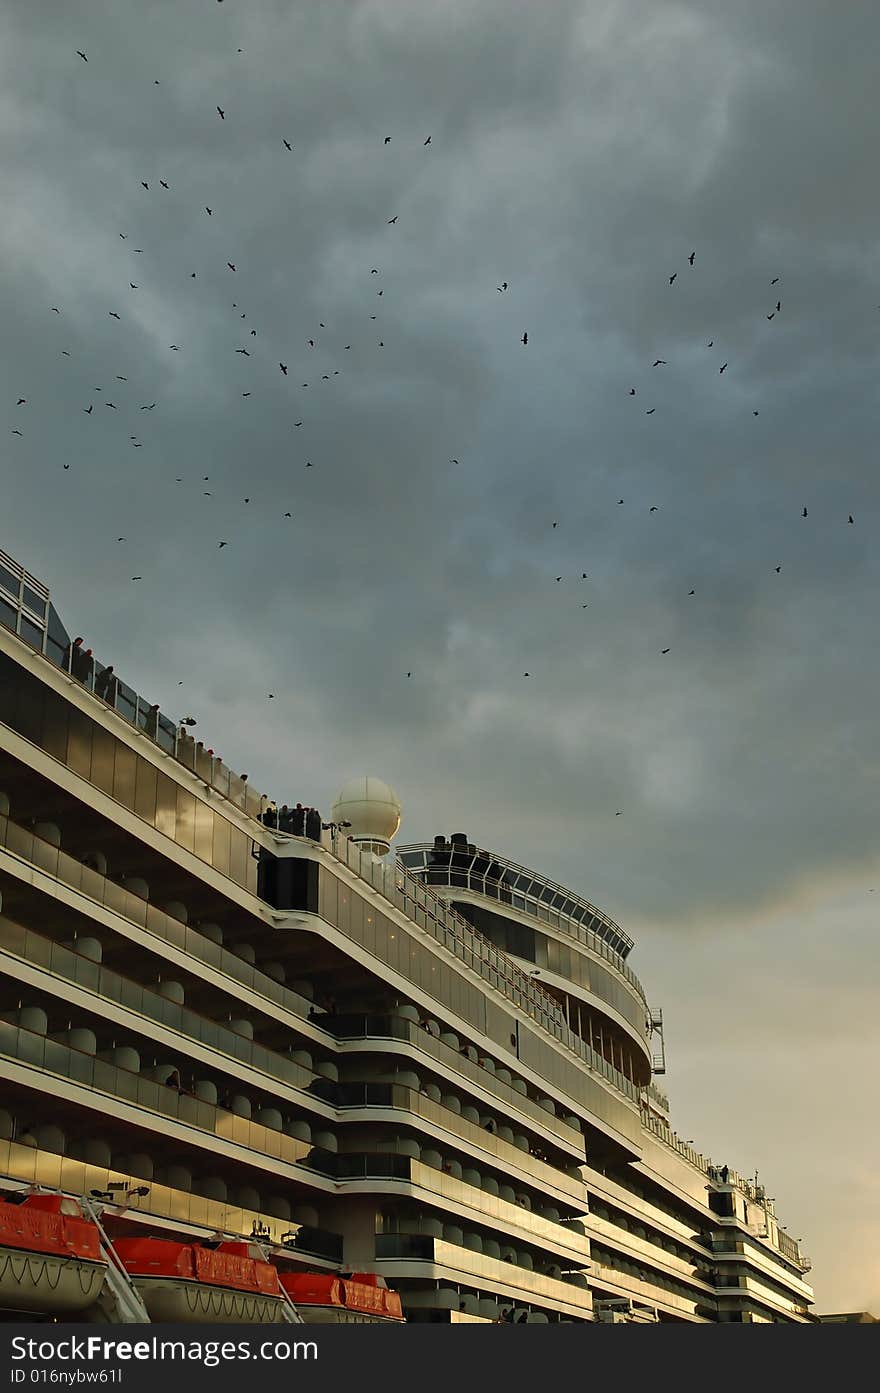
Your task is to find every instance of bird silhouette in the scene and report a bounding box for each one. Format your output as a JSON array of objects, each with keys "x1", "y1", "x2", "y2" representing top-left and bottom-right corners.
[
  {"x1": 109, "y1": 311, "x2": 120, "y2": 319},
  {"x1": 753, "y1": 410, "x2": 759, "y2": 416},
  {"x1": 205, "y1": 207, "x2": 213, "y2": 215},
  {"x1": 235, "y1": 348, "x2": 250, "y2": 355},
  {"x1": 688, "y1": 251, "x2": 695, "y2": 265},
  {"x1": 424, "y1": 136, "x2": 431, "y2": 145},
  {"x1": 141, "y1": 182, "x2": 148, "y2": 190},
  {"x1": 646, "y1": 408, "x2": 655, "y2": 414},
  {"x1": 61, "y1": 350, "x2": 70, "y2": 356},
  {"x1": 661, "y1": 648, "x2": 670, "y2": 654},
  {"x1": 388, "y1": 216, "x2": 398, "y2": 224},
  {"x1": 719, "y1": 362, "x2": 727, "y2": 373},
  {"x1": 848, "y1": 515, "x2": 854, "y2": 524},
  {"x1": 775, "y1": 566, "x2": 782, "y2": 573},
  {"x1": 649, "y1": 506, "x2": 658, "y2": 512},
  {"x1": 280, "y1": 363, "x2": 288, "y2": 375},
  {"x1": 628, "y1": 387, "x2": 636, "y2": 395},
  {"x1": 497, "y1": 282, "x2": 508, "y2": 291},
  {"x1": 217, "y1": 107, "x2": 225, "y2": 119},
  {"x1": 11, "y1": 429, "x2": 22, "y2": 436},
  {"x1": 16, "y1": 398, "x2": 25, "y2": 406},
  {"x1": 776, "y1": 300, "x2": 782, "y2": 312},
  {"x1": 51, "y1": 306, "x2": 60, "y2": 312},
  {"x1": 218, "y1": 541, "x2": 227, "y2": 548},
  {"x1": 294, "y1": 421, "x2": 302, "y2": 426},
  {"x1": 767, "y1": 313, "x2": 775, "y2": 320},
  {"x1": 105, "y1": 402, "x2": 117, "y2": 409},
  {"x1": 523, "y1": 673, "x2": 530, "y2": 677},
  {"x1": 771, "y1": 277, "x2": 780, "y2": 285},
  {"x1": 159, "y1": 180, "x2": 169, "y2": 189},
  {"x1": 131, "y1": 576, "x2": 142, "y2": 581},
  {"x1": 242, "y1": 392, "x2": 251, "y2": 397},
  {"x1": 283, "y1": 139, "x2": 292, "y2": 150},
  {"x1": 653, "y1": 360, "x2": 666, "y2": 366},
  {"x1": 116, "y1": 375, "x2": 127, "y2": 381},
  {"x1": 521, "y1": 332, "x2": 528, "y2": 345},
  {"x1": 169, "y1": 345, "x2": 179, "y2": 350},
  {"x1": 140, "y1": 403, "x2": 156, "y2": 410},
  {"x1": 284, "y1": 512, "x2": 291, "y2": 518},
  {"x1": 227, "y1": 263, "x2": 236, "y2": 272},
  {"x1": 669, "y1": 273, "x2": 677, "y2": 284},
  {"x1": 130, "y1": 283, "x2": 137, "y2": 289},
  {"x1": 77, "y1": 50, "x2": 88, "y2": 61},
  {"x1": 802, "y1": 507, "x2": 808, "y2": 517},
  {"x1": 707, "y1": 340, "x2": 713, "y2": 347},
  {"x1": 83, "y1": 405, "x2": 92, "y2": 414},
  {"x1": 615, "y1": 811, "x2": 622, "y2": 816},
  {"x1": 552, "y1": 521, "x2": 558, "y2": 528},
  {"x1": 688, "y1": 589, "x2": 695, "y2": 595},
  {"x1": 268, "y1": 693, "x2": 275, "y2": 699}
]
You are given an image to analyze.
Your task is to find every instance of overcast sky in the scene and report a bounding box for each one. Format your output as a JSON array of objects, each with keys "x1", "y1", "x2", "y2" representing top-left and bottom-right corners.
[{"x1": 2, "y1": 0, "x2": 877, "y2": 1315}]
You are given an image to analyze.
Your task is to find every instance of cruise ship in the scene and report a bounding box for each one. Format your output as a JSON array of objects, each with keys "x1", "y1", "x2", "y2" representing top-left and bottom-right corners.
[{"x1": 0, "y1": 546, "x2": 815, "y2": 1323}]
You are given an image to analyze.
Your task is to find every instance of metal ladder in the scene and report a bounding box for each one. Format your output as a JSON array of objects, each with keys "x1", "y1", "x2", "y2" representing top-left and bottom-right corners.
[
  {"x1": 250, "y1": 1239, "x2": 304, "y2": 1323},
  {"x1": 80, "y1": 1196, "x2": 151, "y2": 1324}
]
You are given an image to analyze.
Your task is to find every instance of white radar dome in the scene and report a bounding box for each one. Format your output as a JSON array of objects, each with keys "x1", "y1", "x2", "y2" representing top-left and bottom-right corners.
[{"x1": 331, "y1": 777, "x2": 401, "y2": 857}]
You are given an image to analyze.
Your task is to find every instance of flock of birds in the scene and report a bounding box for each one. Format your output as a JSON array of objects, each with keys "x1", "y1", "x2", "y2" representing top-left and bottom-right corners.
[{"x1": 2, "y1": 38, "x2": 865, "y2": 821}]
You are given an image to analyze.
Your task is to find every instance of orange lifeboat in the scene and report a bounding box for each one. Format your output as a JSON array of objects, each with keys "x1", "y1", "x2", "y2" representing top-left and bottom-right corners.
[
  {"x1": 280, "y1": 1271, "x2": 405, "y2": 1323},
  {"x1": 0, "y1": 1194, "x2": 108, "y2": 1316},
  {"x1": 113, "y1": 1236, "x2": 289, "y2": 1323}
]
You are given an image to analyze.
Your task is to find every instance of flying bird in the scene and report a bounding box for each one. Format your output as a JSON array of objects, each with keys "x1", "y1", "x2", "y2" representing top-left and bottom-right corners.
[
  {"x1": 169, "y1": 345, "x2": 179, "y2": 350},
  {"x1": 615, "y1": 811, "x2": 622, "y2": 816},
  {"x1": 628, "y1": 387, "x2": 636, "y2": 395},
  {"x1": 159, "y1": 180, "x2": 169, "y2": 189},
  {"x1": 141, "y1": 182, "x2": 148, "y2": 190},
  {"x1": 523, "y1": 673, "x2": 530, "y2": 678},
  {"x1": 205, "y1": 207, "x2": 213, "y2": 215},
  {"x1": 649, "y1": 506, "x2": 658, "y2": 512},
  {"x1": 707, "y1": 340, "x2": 713, "y2": 347},
  {"x1": 51, "y1": 306, "x2": 60, "y2": 312},
  {"x1": 776, "y1": 300, "x2": 782, "y2": 312},
  {"x1": 719, "y1": 362, "x2": 728, "y2": 373},
  {"x1": 284, "y1": 512, "x2": 291, "y2": 517},
  {"x1": 11, "y1": 429, "x2": 22, "y2": 436},
  {"x1": 767, "y1": 313, "x2": 775, "y2": 320},
  {"x1": 521, "y1": 332, "x2": 528, "y2": 345},
  {"x1": 688, "y1": 589, "x2": 695, "y2": 595},
  {"x1": 217, "y1": 107, "x2": 225, "y2": 119},
  {"x1": 669, "y1": 273, "x2": 677, "y2": 284},
  {"x1": 661, "y1": 648, "x2": 670, "y2": 654},
  {"x1": 16, "y1": 398, "x2": 25, "y2": 406},
  {"x1": 116, "y1": 375, "x2": 127, "y2": 381},
  {"x1": 280, "y1": 363, "x2": 288, "y2": 374},
  {"x1": 131, "y1": 576, "x2": 142, "y2": 581},
  {"x1": 802, "y1": 507, "x2": 808, "y2": 517},
  {"x1": 424, "y1": 136, "x2": 431, "y2": 145},
  {"x1": 227, "y1": 263, "x2": 236, "y2": 271},
  {"x1": 775, "y1": 566, "x2": 782, "y2": 573},
  {"x1": 130, "y1": 283, "x2": 137, "y2": 289},
  {"x1": 268, "y1": 693, "x2": 275, "y2": 699},
  {"x1": 497, "y1": 282, "x2": 508, "y2": 291},
  {"x1": 646, "y1": 408, "x2": 655, "y2": 414},
  {"x1": 218, "y1": 541, "x2": 228, "y2": 548},
  {"x1": 77, "y1": 50, "x2": 88, "y2": 62},
  {"x1": 848, "y1": 515, "x2": 854, "y2": 524},
  {"x1": 242, "y1": 391, "x2": 251, "y2": 397},
  {"x1": 109, "y1": 311, "x2": 120, "y2": 319},
  {"x1": 235, "y1": 348, "x2": 250, "y2": 355},
  {"x1": 384, "y1": 136, "x2": 391, "y2": 144},
  {"x1": 83, "y1": 405, "x2": 92, "y2": 414},
  {"x1": 388, "y1": 216, "x2": 397, "y2": 224},
  {"x1": 653, "y1": 360, "x2": 666, "y2": 366},
  {"x1": 283, "y1": 139, "x2": 292, "y2": 150},
  {"x1": 140, "y1": 402, "x2": 156, "y2": 409},
  {"x1": 105, "y1": 402, "x2": 117, "y2": 409},
  {"x1": 753, "y1": 410, "x2": 759, "y2": 416},
  {"x1": 688, "y1": 251, "x2": 695, "y2": 265},
  {"x1": 771, "y1": 277, "x2": 779, "y2": 285}
]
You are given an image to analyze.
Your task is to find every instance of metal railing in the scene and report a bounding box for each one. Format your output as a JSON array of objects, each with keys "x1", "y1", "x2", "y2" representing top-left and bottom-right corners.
[{"x1": 397, "y1": 844, "x2": 646, "y2": 1006}]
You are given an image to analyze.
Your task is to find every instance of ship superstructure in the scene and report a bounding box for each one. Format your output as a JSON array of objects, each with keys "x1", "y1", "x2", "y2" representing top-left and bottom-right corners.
[{"x1": 0, "y1": 547, "x2": 814, "y2": 1322}]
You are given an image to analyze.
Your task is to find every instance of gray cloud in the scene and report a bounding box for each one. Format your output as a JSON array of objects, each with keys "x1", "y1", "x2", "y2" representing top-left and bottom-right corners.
[{"x1": 2, "y1": 0, "x2": 877, "y2": 1313}]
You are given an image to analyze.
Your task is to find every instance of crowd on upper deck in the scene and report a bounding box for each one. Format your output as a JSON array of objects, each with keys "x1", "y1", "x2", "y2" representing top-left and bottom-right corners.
[{"x1": 61, "y1": 636, "x2": 345, "y2": 845}]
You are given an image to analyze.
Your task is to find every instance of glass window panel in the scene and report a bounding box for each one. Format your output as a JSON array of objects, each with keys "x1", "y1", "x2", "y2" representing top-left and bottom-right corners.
[
  {"x1": 22, "y1": 587, "x2": 46, "y2": 618},
  {"x1": 40, "y1": 691, "x2": 69, "y2": 761},
  {"x1": 194, "y1": 800, "x2": 213, "y2": 862},
  {"x1": 113, "y1": 742, "x2": 137, "y2": 807},
  {"x1": 89, "y1": 727, "x2": 115, "y2": 794},
  {"x1": 175, "y1": 787, "x2": 196, "y2": 854},
  {"x1": 19, "y1": 616, "x2": 43, "y2": 651},
  {"x1": 228, "y1": 827, "x2": 247, "y2": 885},
  {"x1": 154, "y1": 773, "x2": 177, "y2": 839},
  {"x1": 0, "y1": 596, "x2": 17, "y2": 633},
  {"x1": 134, "y1": 757, "x2": 157, "y2": 823},
  {"x1": 212, "y1": 815, "x2": 230, "y2": 876},
  {"x1": 0, "y1": 563, "x2": 20, "y2": 598}
]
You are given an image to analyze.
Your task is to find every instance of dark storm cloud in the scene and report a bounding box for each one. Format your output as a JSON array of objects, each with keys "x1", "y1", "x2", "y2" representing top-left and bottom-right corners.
[{"x1": 1, "y1": 0, "x2": 877, "y2": 1311}]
